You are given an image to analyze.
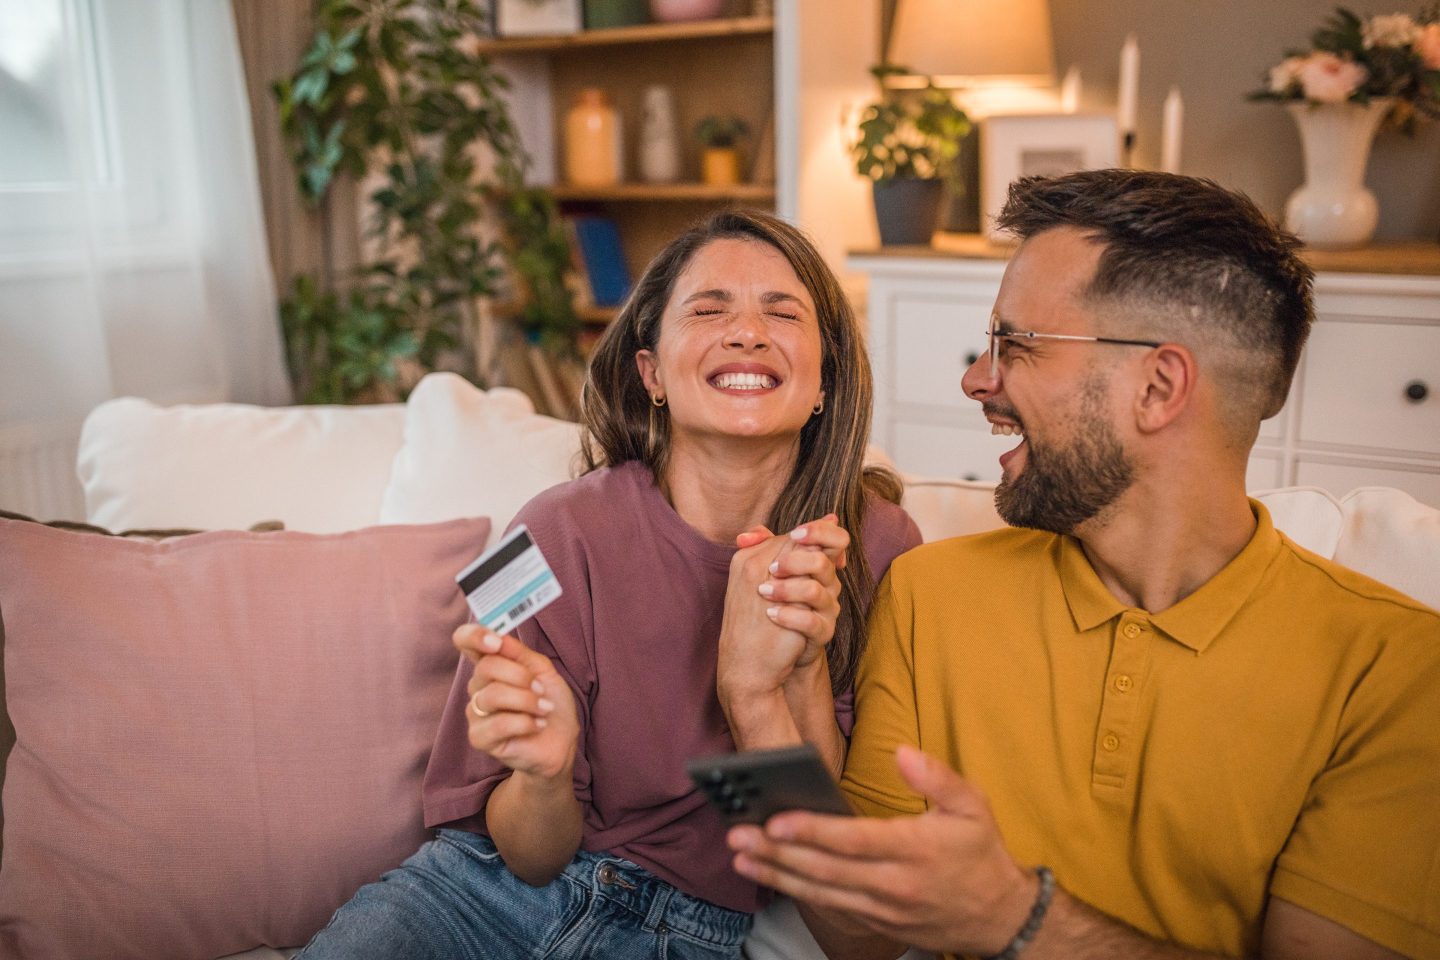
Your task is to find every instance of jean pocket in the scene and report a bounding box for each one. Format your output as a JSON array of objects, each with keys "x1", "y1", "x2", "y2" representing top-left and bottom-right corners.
[{"x1": 435, "y1": 827, "x2": 504, "y2": 864}]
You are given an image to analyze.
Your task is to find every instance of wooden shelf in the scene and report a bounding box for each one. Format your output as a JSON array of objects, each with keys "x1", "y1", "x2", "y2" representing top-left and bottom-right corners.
[
  {"x1": 475, "y1": 16, "x2": 773, "y2": 55},
  {"x1": 551, "y1": 182, "x2": 776, "y2": 202}
]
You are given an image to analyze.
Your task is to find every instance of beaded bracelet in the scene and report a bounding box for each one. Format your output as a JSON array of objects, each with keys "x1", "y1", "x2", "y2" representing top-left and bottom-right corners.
[{"x1": 982, "y1": 866, "x2": 1055, "y2": 960}]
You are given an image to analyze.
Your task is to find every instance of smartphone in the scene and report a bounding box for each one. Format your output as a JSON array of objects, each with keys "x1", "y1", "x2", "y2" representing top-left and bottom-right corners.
[{"x1": 686, "y1": 744, "x2": 853, "y2": 825}]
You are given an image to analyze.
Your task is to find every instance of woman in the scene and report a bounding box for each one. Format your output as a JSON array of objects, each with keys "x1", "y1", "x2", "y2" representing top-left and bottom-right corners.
[{"x1": 296, "y1": 210, "x2": 921, "y2": 959}]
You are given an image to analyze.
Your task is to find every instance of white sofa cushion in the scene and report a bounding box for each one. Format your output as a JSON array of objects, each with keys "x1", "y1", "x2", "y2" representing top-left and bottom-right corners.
[
  {"x1": 900, "y1": 478, "x2": 1352, "y2": 562},
  {"x1": 898, "y1": 476, "x2": 1004, "y2": 543},
  {"x1": 1248, "y1": 485, "x2": 1345, "y2": 558},
  {"x1": 78, "y1": 398, "x2": 405, "y2": 533},
  {"x1": 379, "y1": 372, "x2": 584, "y2": 548},
  {"x1": 1335, "y1": 486, "x2": 1440, "y2": 610}
]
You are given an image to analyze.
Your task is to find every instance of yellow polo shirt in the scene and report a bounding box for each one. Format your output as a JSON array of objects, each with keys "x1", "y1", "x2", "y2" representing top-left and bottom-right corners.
[{"x1": 842, "y1": 502, "x2": 1440, "y2": 959}]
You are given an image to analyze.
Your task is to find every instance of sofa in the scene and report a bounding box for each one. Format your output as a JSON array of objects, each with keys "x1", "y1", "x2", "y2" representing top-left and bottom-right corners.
[{"x1": 1, "y1": 371, "x2": 1436, "y2": 960}]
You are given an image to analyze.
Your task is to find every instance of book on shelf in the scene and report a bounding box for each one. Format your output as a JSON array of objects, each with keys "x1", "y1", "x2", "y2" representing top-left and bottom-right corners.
[
  {"x1": 563, "y1": 213, "x2": 632, "y2": 309},
  {"x1": 559, "y1": 215, "x2": 593, "y2": 310}
]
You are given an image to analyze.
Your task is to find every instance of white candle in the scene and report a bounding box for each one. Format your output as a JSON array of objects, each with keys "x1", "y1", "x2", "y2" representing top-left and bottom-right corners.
[
  {"x1": 1060, "y1": 66, "x2": 1081, "y2": 114},
  {"x1": 1161, "y1": 86, "x2": 1184, "y2": 173},
  {"x1": 1118, "y1": 34, "x2": 1140, "y2": 137}
]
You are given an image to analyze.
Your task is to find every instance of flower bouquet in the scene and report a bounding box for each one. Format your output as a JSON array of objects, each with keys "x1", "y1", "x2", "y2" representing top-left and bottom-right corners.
[{"x1": 1250, "y1": 5, "x2": 1440, "y2": 133}]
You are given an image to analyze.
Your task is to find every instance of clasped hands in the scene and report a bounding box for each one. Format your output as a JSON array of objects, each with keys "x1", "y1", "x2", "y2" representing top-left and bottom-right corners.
[{"x1": 718, "y1": 513, "x2": 850, "y2": 700}]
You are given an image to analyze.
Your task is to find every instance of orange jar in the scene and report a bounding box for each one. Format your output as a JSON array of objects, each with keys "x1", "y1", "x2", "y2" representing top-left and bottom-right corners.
[{"x1": 565, "y1": 88, "x2": 622, "y2": 186}]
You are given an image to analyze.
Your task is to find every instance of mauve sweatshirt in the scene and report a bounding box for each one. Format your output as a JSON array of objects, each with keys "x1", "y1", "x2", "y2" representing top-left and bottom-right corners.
[{"x1": 422, "y1": 460, "x2": 922, "y2": 913}]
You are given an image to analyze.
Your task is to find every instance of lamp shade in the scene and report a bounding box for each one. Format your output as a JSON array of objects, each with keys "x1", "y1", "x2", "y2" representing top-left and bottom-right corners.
[{"x1": 889, "y1": 0, "x2": 1055, "y2": 88}]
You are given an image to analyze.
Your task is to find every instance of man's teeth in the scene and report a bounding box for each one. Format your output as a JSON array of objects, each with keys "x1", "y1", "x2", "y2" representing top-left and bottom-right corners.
[
  {"x1": 990, "y1": 423, "x2": 1024, "y2": 437},
  {"x1": 712, "y1": 372, "x2": 777, "y2": 390}
]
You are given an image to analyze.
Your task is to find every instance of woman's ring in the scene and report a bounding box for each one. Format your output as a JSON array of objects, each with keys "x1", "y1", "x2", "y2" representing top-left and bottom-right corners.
[{"x1": 469, "y1": 692, "x2": 489, "y2": 718}]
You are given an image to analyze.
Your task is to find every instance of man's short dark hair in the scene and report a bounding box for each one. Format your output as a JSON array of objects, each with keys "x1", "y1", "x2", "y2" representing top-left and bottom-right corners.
[{"x1": 997, "y1": 169, "x2": 1314, "y2": 423}]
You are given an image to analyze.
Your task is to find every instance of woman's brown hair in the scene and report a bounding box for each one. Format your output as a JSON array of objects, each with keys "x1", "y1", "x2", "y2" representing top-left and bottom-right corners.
[{"x1": 580, "y1": 209, "x2": 900, "y2": 695}]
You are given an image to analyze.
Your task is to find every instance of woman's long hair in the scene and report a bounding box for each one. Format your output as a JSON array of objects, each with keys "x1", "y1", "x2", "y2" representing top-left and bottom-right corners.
[{"x1": 580, "y1": 209, "x2": 901, "y2": 695}]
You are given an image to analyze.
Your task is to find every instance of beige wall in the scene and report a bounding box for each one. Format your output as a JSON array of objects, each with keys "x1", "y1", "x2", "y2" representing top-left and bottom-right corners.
[{"x1": 1048, "y1": 0, "x2": 1440, "y2": 241}]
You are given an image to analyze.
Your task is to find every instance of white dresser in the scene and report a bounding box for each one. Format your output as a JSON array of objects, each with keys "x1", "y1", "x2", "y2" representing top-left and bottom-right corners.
[{"x1": 852, "y1": 238, "x2": 1440, "y2": 508}]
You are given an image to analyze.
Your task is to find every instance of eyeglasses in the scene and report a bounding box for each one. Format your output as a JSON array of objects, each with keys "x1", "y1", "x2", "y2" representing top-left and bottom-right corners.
[{"x1": 985, "y1": 315, "x2": 1163, "y2": 371}]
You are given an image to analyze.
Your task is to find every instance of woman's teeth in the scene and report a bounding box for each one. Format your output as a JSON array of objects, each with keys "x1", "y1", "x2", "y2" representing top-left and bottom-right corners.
[
  {"x1": 991, "y1": 423, "x2": 1024, "y2": 437},
  {"x1": 712, "y1": 372, "x2": 777, "y2": 390}
]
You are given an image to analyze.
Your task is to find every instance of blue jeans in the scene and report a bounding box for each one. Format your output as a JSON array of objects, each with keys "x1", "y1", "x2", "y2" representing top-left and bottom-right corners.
[{"x1": 295, "y1": 829, "x2": 751, "y2": 959}]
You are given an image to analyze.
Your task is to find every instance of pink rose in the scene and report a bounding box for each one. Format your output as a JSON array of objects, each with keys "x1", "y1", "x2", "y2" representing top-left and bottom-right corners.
[
  {"x1": 1417, "y1": 23, "x2": 1440, "y2": 70},
  {"x1": 1296, "y1": 52, "x2": 1368, "y2": 103}
]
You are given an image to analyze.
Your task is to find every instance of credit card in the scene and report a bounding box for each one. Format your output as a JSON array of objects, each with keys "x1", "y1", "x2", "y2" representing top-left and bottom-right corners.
[{"x1": 454, "y1": 524, "x2": 562, "y2": 636}]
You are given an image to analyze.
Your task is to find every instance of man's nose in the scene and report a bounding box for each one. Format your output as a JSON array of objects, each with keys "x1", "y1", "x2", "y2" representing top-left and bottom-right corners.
[{"x1": 961, "y1": 350, "x2": 999, "y2": 402}]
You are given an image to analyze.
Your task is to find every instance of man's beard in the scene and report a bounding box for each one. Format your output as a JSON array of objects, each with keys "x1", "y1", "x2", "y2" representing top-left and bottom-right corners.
[{"x1": 993, "y1": 377, "x2": 1135, "y2": 535}]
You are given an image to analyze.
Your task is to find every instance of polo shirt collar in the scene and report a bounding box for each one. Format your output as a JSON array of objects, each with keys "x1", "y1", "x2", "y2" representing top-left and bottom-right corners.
[{"x1": 1057, "y1": 500, "x2": 1284, "y2": 653}]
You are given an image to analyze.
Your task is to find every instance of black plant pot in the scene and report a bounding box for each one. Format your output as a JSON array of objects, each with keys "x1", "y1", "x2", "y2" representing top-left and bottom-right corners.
[{"x1": 872, "y1": 178, "x2": 945, "y2": 246}]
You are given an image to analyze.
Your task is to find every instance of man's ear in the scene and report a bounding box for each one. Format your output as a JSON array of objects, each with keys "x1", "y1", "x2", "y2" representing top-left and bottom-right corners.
[
  {"x1": 635, "y1": 349, "x2": 661, "y2": 396},
  {"x1": 1134, "y1": 343, "x2": 1196, "y2": 434}
]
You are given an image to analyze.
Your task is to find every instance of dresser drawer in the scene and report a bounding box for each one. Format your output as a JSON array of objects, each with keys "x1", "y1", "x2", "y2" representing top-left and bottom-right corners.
[
  {"x1": 1297, "y1": 320, "x2": 1440, "y2": 456},
  {"x1": 888, "y1": 293, "x2": 993, "y2": 411},
  {"x1": 893, "y1": 421, "x2": 1018, "y2": 482}
]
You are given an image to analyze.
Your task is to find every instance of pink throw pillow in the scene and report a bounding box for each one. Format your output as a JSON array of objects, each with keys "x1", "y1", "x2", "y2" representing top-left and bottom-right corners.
[{"x1": 0, "y1": 516, "x2": 490, "y2": 960}]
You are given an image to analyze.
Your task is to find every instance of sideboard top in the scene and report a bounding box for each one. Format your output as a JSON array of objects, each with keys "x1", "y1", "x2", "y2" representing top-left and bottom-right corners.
[{"x1": 850, "y1": 233, "x2": 1440, "y2": 277}]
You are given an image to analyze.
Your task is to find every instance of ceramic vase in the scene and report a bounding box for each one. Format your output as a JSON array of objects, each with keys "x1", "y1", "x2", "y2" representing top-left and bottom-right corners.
[
  {"x1": 1284, "y1": 99, "x2": 1391, "y2": 249},
  {"x1": 565, "y1": 88, "x2": 622, "y2": 187},
  {"x1": 872, "y1": 178, "x2": 944, "y2": 246},
  {"x1": 701, "y1": 147, "x2": 742, "y2": 186},
  {"x1": 648, "y1": 0, "x2": 726, "y2": 22},
  {"x1": 638, "y1": 85, "x2": 681, "y2": 183}
]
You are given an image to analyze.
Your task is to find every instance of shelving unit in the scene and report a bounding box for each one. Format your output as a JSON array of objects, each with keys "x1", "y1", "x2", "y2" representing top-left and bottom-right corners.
[
  {"x1": 484, "y1": 11, "x2": 785, "y2": 295},
  {"x1": 473, "y1": 15, "x2": 774, "y2": 54},
  {"x1": 549, "y1": 183, "x2": 777, "y2": 202}
]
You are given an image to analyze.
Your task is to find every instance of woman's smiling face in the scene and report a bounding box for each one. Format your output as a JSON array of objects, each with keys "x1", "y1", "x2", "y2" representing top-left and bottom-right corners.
[{"x1": 636, "y1": 237, "x2": 824, "y2": 448}]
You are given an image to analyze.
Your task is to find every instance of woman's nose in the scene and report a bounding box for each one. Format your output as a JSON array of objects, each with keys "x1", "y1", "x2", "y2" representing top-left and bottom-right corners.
[{"x1": 725, "y1": 310, "x2": 769, "y2": 349}]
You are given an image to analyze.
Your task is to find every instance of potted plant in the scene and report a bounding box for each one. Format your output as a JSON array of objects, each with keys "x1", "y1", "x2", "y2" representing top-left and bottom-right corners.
[
  {"x1": 273, "y1": 0, "x2": 576, "y2": 404},
  {"x1": 695, "y1": 114, "x2": 751, "y2": 186},
  {"x1": 851, "y1": 64, "x2": 971, "y2": 246},
  {"x1": 1247, "y1": 6, "x2": 1440, "y2": 247}
]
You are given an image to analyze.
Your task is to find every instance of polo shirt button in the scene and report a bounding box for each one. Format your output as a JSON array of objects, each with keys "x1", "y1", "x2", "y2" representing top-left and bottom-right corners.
[
  {"x1": 1123, "y1": 623, "x2": 1142, "y2": 639},
  {"x1": 1102, "y1": 734, "x2": 1120, "y2": 751},
  {"x1": 1113, "y1": 674, "x2": 1133, "y2": 693}
]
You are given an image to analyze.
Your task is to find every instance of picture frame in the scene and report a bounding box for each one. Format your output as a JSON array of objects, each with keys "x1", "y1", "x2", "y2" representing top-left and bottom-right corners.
[
  {"x1": 495, "y1": 0, "x2": 582, "y2": 37},
  {"x1": 980, "y1": 114, "x2": 1120, "y2": 239}
]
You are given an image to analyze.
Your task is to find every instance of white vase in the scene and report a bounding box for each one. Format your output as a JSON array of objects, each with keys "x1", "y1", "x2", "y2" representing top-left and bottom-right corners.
[
  {"x1": 638, "y1": 85, "x2": 681, "y2": 184},
  {"x1": 1284, "y1": 99, "x2": 1391, "y2": 249}
]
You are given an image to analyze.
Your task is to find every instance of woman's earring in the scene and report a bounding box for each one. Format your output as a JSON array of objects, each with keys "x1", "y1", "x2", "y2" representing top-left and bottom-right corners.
[
  {"x1": 812, "y1": 396, "x2": 825, "y2": 416},
  {"x1": 651, "y1": 394, "x2": 667, "y2": 408}
]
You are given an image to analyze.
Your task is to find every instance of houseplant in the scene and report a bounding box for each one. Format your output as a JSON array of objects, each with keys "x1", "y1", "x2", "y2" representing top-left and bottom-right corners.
[
  {"x1": 695, "y1": 114, "x2": 751, "y2": 186},
  {"x1": 851, "y1": 64, "x2": 971, "y2": 246},
  {"x1": 274, "y1": 0, "x2": 576, "y2": 404},
  {"x1": 1249, "y1": 5, "x2": 1440, "y2": 247}
]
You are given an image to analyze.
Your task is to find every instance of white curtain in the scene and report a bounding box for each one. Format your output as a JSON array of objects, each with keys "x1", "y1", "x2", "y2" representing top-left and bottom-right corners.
[{"x1": 0, "y1": 0, "x2": 290, "y2": 521}]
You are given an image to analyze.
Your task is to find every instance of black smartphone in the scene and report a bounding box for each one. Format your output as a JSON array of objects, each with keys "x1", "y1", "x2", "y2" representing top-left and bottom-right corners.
[{"x1": 686, "y1": 744, "x2": 853, "y2": 825}]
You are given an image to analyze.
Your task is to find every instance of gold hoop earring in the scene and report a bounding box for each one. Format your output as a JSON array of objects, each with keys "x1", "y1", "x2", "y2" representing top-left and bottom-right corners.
[
  {"x1": 812, "y1": 397, "x2": 825, "y2": 416},
  {"x1": 651, "y1": 394, "x2": 667, "y2": 408}
]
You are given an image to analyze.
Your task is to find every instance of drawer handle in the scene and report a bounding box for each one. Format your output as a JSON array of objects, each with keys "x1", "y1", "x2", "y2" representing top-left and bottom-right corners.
[
  {"x1": 963, "y1": 352, "x2": 979, "y2": 366},
  {"x1": 1405, "y1": 380, "x2": 1429, "y2": 403}
]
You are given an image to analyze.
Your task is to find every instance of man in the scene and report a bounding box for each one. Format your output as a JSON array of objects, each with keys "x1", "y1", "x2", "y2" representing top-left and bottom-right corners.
[{"x1": 727, "y1": 170, "x2": 1440, "y2": 960}]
